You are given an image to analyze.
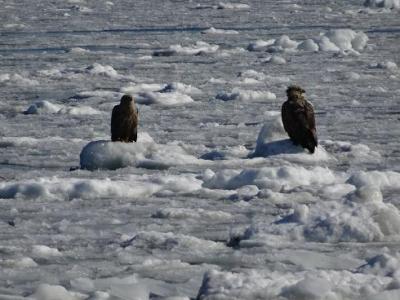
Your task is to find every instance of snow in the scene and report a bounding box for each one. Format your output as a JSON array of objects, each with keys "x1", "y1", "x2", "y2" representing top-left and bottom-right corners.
[{"x1": 1, "y1": 0, "x2": 400, "y2": 299}]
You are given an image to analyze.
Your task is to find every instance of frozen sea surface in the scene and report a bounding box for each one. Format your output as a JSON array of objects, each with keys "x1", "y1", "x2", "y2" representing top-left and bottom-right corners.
[{"x1": 1, "y1": 0, "x2": 400, "y2": 299}]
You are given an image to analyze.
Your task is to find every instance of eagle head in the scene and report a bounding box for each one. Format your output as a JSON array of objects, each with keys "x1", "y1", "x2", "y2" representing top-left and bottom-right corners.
[
  {"x1": 286, "y1": 85, "x2": 305, "y2": 98},
  {"x1": 120, "y1": 94, "x2": 134, "y2": 106}
]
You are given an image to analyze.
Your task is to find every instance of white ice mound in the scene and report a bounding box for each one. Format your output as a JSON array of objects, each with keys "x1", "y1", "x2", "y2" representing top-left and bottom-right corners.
[
  {"x1": 33, "y1": 284, "x2": 77, "y2": 300},
  {"x1": 80, "y1": 132, "x2": 200, "y2": 170},
  {"x1": 364, "y1": 0, "x2": 400, "y2": 9},
  {"x1": 25, "y1": 100, "x2": 63, "y2": 114},
  {"x1": 202, "y1": 165, "x2": 336, "y2": 191},
  {"x1": 136, "y1": 91, "x2": 194, "y2": 106},
  {"x1": 297, "y1": 39, "x2": 320, "y2": 52},
  {"x1": 202, "y1": 27, "x2": 239, "y2": 35},
  {"x1": 217, "y1": 2, "x2": 250, "y2": 9},
  {"x1": 197, "y1": 268, "x2": 400, "y2": 300},
  {"x1": 251, "y1": 118, "x2": 332, "y2": 163},
  {"x1": 121, "y1": 82, "x2": 200, "y2": 106},
  {"x1": 0, "y1": 73, "x2": 39, "y2": 86},
  {"x1": 216, "y1": 88, "x2": 276, "y2": 101},
  {"x1": 263, "y1": 35, "x2": 299, "y2": 53},
  {"x1": 25, "y1": 100, "x2": 101, "y2": 115},
  {"x1": 347, "y1": 170, "x2": 400, "y2": 189},
  {"x1": 169, "y1": 41, "x2": 219, "y2": 55},
  {"x1": 247, "y1": 39, "x2": 275, "y2": 51},
  {"x1": 321, "y1": 140, "x2": 381, "y2": 164},
  {"x1": 86, "y1": 62, "x2": 119, "y2": 78},
  {"x1": 315, "y1": 29, "x2": 369, "y2": 54},
  {"x1": 303, "y1": 199, "x2": 400, "y2": 243}
]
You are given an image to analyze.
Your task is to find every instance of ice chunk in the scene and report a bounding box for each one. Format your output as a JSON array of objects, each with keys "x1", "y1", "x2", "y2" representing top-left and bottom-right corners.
[
  {"x1": 203, "y1": 165, "x2": 336, "y2": 190},
  {"x1": 33, "y1": 284, "x2": 77, "y2": 300},
  {"x1": 298, "y1": 39, "x2": 319, "y2": 51},
  {"x1": 247, "y1": 39, "x2": 275, "y2": 51},
  {"x1": 25, "y1": 100, "x2": 63, "y2": 114},
  {"x1": 315, "y1": 29, "x2": 369, "y2": 54},
  {"x1": 251, "y1": 119, "x2": 332, "y2": 162},
  {"x1": 136, "y1": 91, "x2": 194, "y2": 106},
  {"x1": 202, "y1": 27, "x2": 239, "y2": 34},
  {"x1": 80, "y1": 135, "x2": 200, "y2": 170},
  {"x1": 169, "y1": 41, "x2": 219, "y2": 55},
  {"x1": 86, "y1": 63, "x2": 119, "y2": 78},
  {"x1": 32, "y1": 245, "x2": 62, "y2": 258},
  {"x1": 281, "y1": 277, "x2": 332, "y2": 300},
  {"x1": 216, "y1": 88, "x2": 276, "y2": 102},
  {"x1": 24, "y1": 100, "x2": 101, "y2": 115},
  {"x1": 217, "y1": 2, "x2": 250, "y2": 9},
  {"x1": 364, "y1": 0, "x2": 400, "y2": 9}
]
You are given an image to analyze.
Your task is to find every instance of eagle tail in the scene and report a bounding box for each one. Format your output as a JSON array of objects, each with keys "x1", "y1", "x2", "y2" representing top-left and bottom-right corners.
[{"x1": 304, "y1": 130, "x2": 318, "y2": 154}]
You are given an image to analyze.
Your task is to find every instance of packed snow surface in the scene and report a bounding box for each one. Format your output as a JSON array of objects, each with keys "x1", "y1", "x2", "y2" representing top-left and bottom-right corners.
[{"x1": 1, "y1": 0, "x2": 400, "y2": 299}]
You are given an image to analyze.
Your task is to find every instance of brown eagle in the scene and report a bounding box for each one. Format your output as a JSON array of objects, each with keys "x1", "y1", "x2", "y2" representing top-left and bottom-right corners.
[
  {"x1": 111, "y1": 94, "x2": 138, "y2": 142},
  {"x1": 281, "y1": 86, "x2": 317, "y2": 153}
]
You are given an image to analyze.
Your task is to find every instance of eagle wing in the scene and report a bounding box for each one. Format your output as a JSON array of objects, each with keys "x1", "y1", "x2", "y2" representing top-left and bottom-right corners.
[
  {"x1": 128, "y1": 107, "x2": 138, "y2": 142},
  {"x1": 282, "y1": 100, "x2": 318, "y2": 152},
  {"x1": 111, "y1": 105, "x2": 122, "y2": 141},
  {"x1": 111, "y1": 104, "x2": 138, "y2": 142}
]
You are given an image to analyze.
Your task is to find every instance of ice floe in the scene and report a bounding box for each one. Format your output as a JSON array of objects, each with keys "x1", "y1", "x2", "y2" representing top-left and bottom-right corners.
[
  {"x1": 121, "y1": 82, "x2": 201, "y2": 106},
  {"x1": 364, "y1": 0, "x2": 400, "y2": 9},
  {"x1": 216, "y1": 88, "x2": 276, "y2": 102},
  {"x1": 247, "y1": 39, "x2": 276, "y2": 51},
  {"x1": 155, "y1": 41, "x2": 219, "y2": 56},
  {"x1": 202, "y1": 165, "x2": 337, "y2": 191},
  {"x1": 0, "y1": 73, "x2": 39, "y2": 86},
  {"x1": 217, "y1": 2, "x2": 250, "y2": 9},
  {"x1": 24, "y1": 100, "x2": 102, "y2": 115},
  {"x1": 33, "y1": 284, "x2": 78, "y2": 300},
  {"x1": 251, "y1": 117, "x2": 332, "y2": 163},
  {"x1": 247, "y1": 29, "x2": 369, "y2": 55},
  {"x1": 0, "y1": 173, "x2": 201, "y2": 201},
  {"x1": 80, "y1": 132, "x2": 201, "y2": 170},
  {"x1": 136, "y1": 91, "x2": 194, "y2": 106},
  {"x1": 202, "y1": 27, "x2": 239, "y2": 35}
]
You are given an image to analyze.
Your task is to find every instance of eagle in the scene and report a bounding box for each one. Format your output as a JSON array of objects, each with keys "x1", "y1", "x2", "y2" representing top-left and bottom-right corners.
[
  {"x1": 111, "y1": 94, "x2": 138, "y2": 142},
  {"x1": 281, "y1": 85, "x2": 317, "y2": 153}
]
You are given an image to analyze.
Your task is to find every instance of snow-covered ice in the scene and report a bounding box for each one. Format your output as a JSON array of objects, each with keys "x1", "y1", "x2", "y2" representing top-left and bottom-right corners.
[{"x1": 1, "y1": 0, "x2": 400, "y2": 299}]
